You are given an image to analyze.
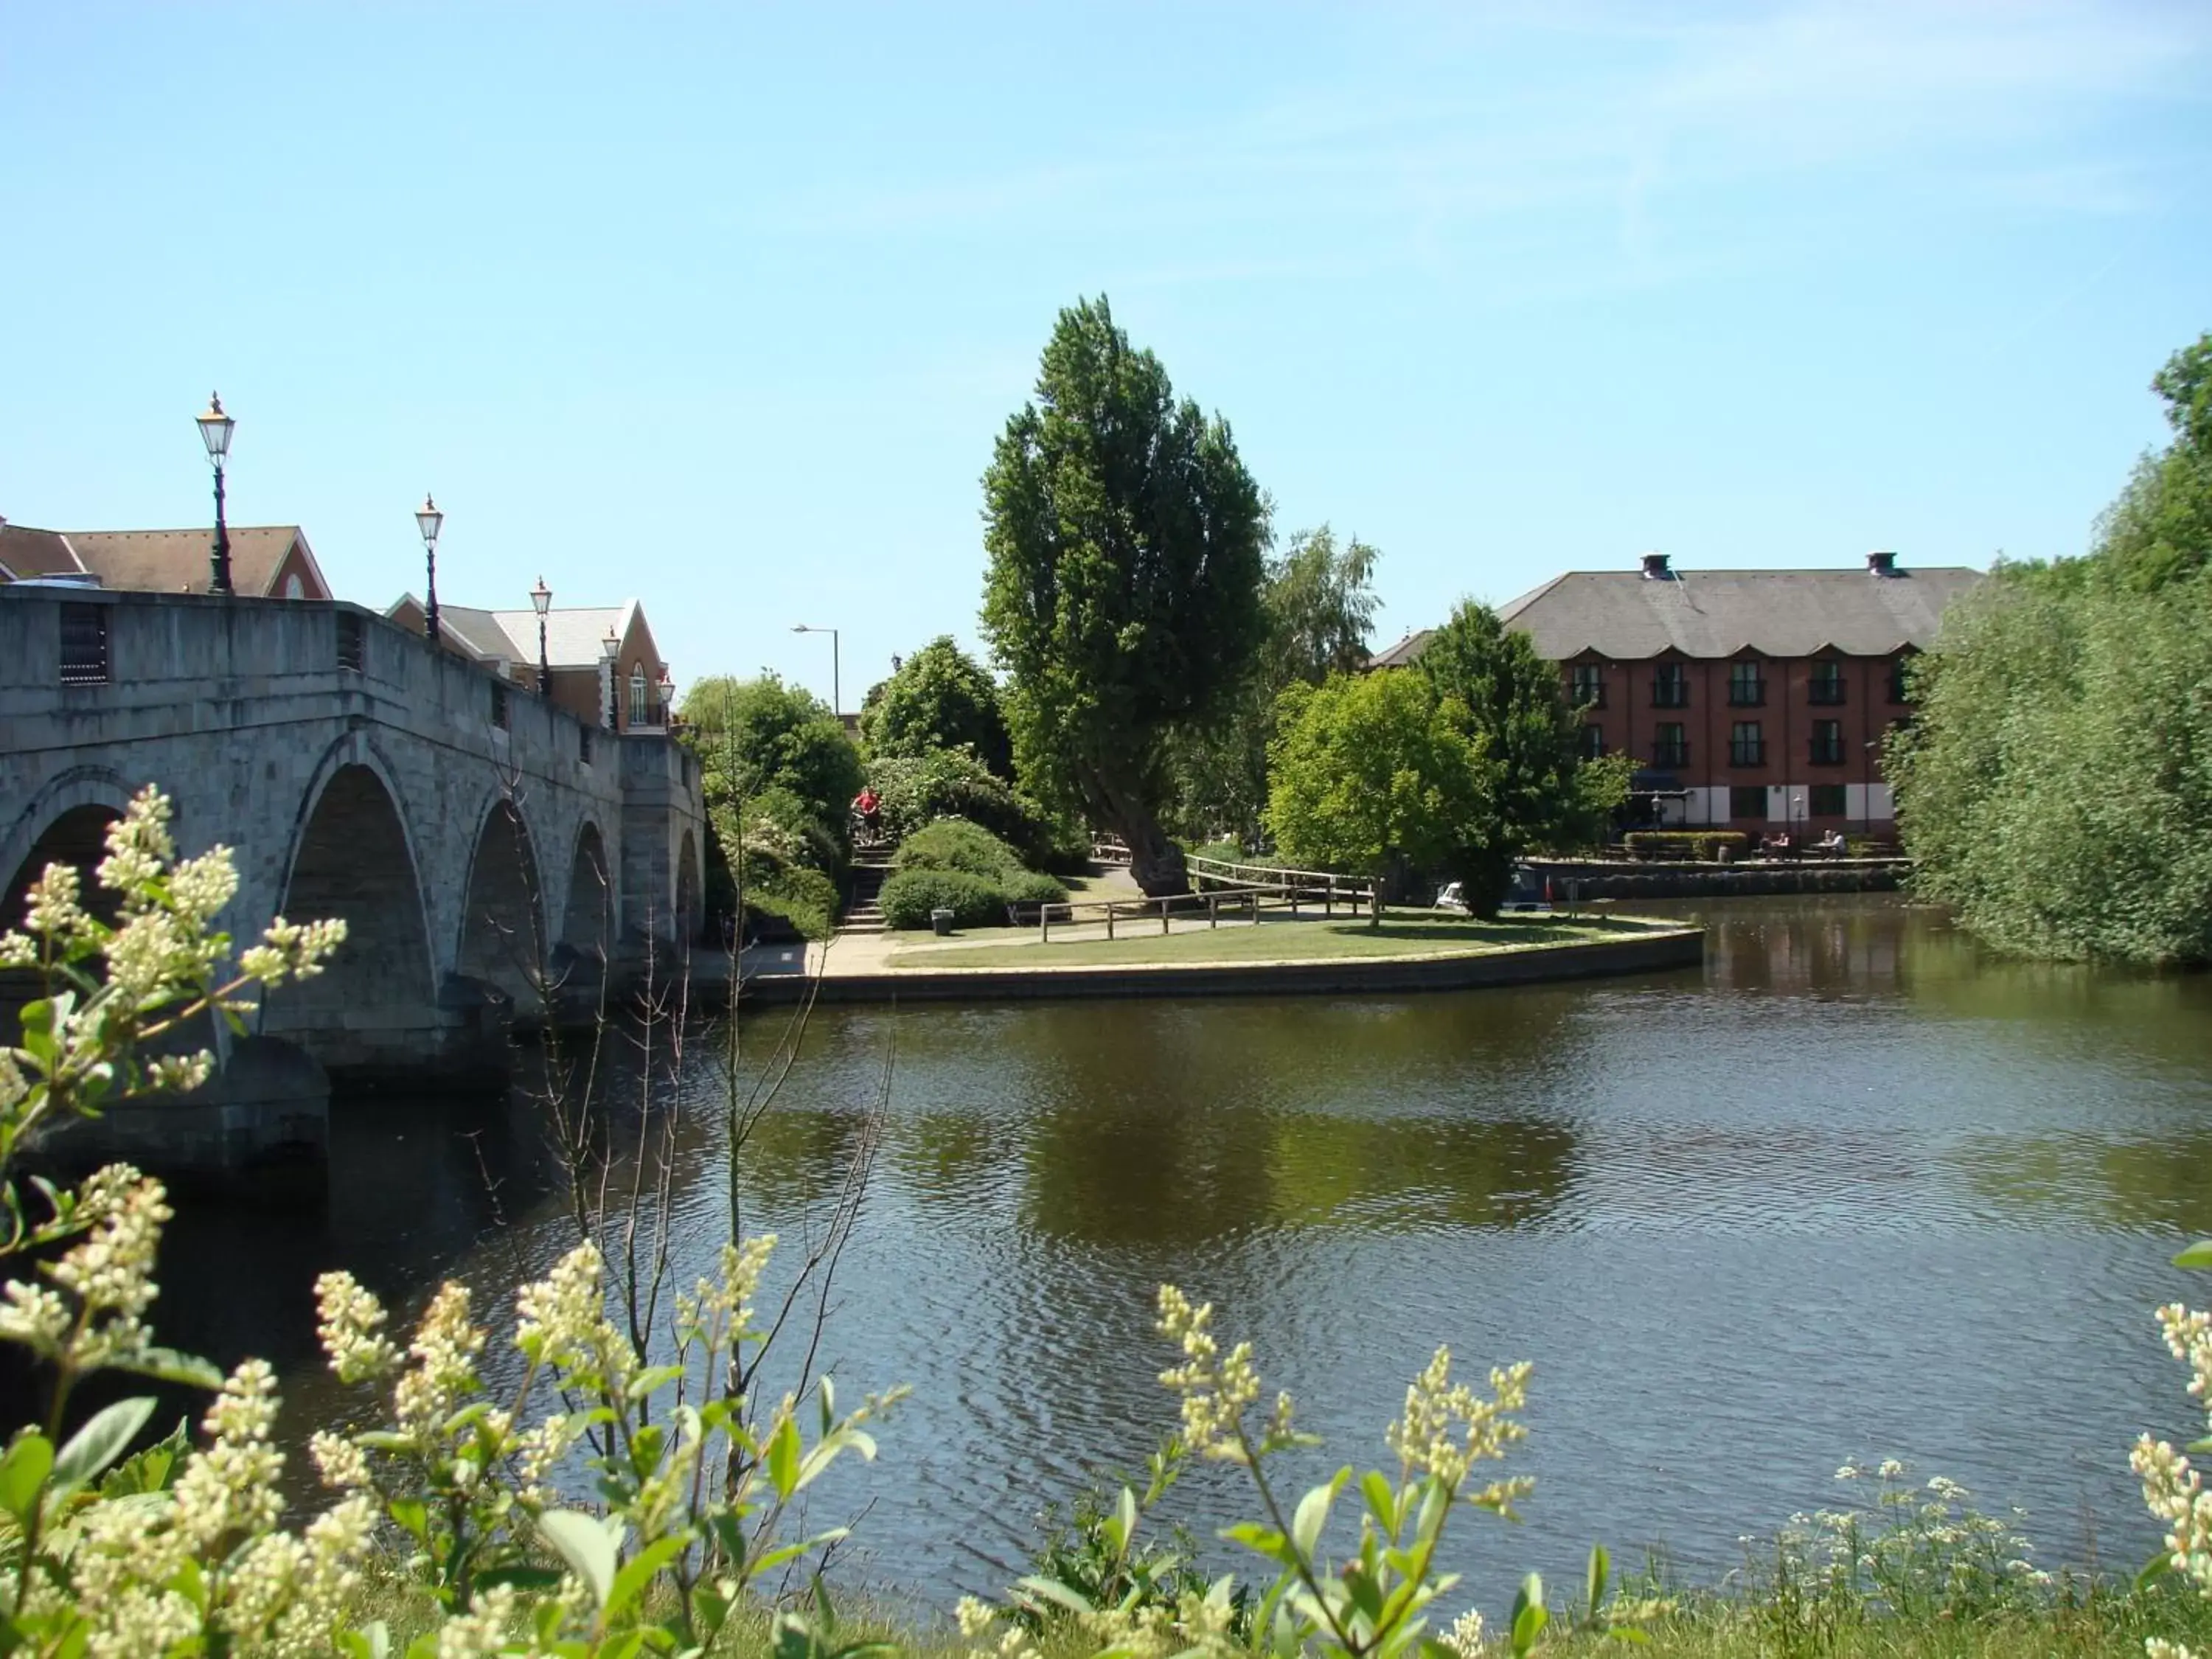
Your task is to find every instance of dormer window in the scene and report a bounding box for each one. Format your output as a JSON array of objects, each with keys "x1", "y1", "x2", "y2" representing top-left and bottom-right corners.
[
  {"x1": 1570, "y1": 662, "x2": 1605, "y2": 709},
  {"x1": 1809, "y1": 658, "x2": 1846, "y2": 706},
  {"x1": 629, "y1": 664, "x2": 649, "y2": 726}
]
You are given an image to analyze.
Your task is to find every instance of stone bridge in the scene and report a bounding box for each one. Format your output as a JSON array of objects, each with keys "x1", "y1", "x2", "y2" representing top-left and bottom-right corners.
[{"x1": 1, "y1": 585, "x2": 707, "y2": 1110}]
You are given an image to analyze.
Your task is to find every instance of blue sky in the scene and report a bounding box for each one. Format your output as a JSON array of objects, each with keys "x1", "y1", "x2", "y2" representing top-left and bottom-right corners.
[{"x1": 6, "y1": 3, "x2": 2208, "y2": 709}]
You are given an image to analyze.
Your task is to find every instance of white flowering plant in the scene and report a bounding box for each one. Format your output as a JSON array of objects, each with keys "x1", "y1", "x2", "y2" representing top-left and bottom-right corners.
[
  {"x1": 2131, "y1": 1237, "x2": 2212, "y2": 1659},
  {"x1": 305, "y1": 1233, "x2": 905, "y2": 1656},
  {"x1": 965, "y1": 1284, "x2": 1657, "y2": 1659}
]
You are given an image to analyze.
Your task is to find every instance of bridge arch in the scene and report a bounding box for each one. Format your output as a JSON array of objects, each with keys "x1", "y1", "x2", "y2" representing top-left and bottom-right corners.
[
  {"x1": 268, "y1": 752, "x2": 436, "y2": 1037},
  {"x1": 560, "y1": 819, "x2": 614, "y2": 961},
  {"x1": 457, "y1": 797, "x2": 547, "y2": 1006},
  {"x1": 0, "y1": 767, "x2": 138, "y2": 935}
]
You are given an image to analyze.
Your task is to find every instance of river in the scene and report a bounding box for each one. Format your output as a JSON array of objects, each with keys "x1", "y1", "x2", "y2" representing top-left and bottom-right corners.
[{"x1": 151, "y1": 895, "x2": 2212, "y2": 1613}]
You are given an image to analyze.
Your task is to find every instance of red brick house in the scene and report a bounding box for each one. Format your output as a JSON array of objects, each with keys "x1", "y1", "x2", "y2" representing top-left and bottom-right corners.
[
  {"x1": 0, "y1": 518, "x2": 330, "y2": 599},
  {"x1": 1374, "y1": 552, "x2": 1983, "y2": 835},
  {"x1": 386, "y1": 594, "x2": 672, "y2": 732}
]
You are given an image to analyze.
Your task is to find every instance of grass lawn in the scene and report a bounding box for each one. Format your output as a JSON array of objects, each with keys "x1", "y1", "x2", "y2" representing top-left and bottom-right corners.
[{"x1": 883, "y1": 910, "x2": 1662, "y2": 970}]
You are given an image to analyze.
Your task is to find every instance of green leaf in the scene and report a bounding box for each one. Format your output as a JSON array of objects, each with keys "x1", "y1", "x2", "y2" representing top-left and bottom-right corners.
[
  {"x1": 690, "y1": 1583, "x2": 731, "y2": 1641},
  {"x1": 607, "y1": 1534, "x2": 692, "y2": 1618},
  {"x1": 51, "y1": 1397, "x2": 156, "y2": 1498},
  {"x1": 107, "y1": 1346, "x2": 224, "y2": 1390},
  {"x1": 1511, "y1": 1573, "x2": 1547, "y2": 1658},
  {"x1": 387, "y1": 1498, "x2": 429, "y2": 1543},
  {"x1": 0, "y1": 1433, "x2": 54, "y2": 1524},
  {"x1": 1293, "y1": 1470, "x2": 1349, "y2": 1560},
  {"x1": 1015, "y1": 1574, "x2": 1101, "y2": 1617},
  {"x1": 540, "y1": 1510, "x2": 619, "y2": 1608},
  {"x1": 1585, "y1": 1541, "x2": 1610, "y2": 1618},
  {"x1": 1105, "y1": 1484, "x2": 1137, "y2": 1557},
  {"x1": 2138, "y1": 1551, "x2": 2177, "y2": 1591},
  {"x1": 767, "y1": 1413, "x2": 801, "y2": 1500},
  {"x1": 2174, "y1": 1241, "x2": 2212, "y2": 1270},
  {"x1": 1222, "y1": 1522, "x2": 1293, "y2": 1564},
  {"x1": 1360, "y1": 1471, "x2": 1399, "y2": 1533},
  {"x1": 1607, "y1": 1627, "x2": 1652, "y2": 1644},
  {"x1": 626, "y1": 1364, "x2": 685, "y2": 1402}
]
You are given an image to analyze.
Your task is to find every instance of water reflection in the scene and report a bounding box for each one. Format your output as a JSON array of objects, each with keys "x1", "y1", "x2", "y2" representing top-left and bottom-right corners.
[{"x1": 138, "y1": 897, "x2": 2212, "y2": 1610}]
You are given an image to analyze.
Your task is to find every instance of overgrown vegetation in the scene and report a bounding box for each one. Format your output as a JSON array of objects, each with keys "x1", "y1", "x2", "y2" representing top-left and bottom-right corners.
[
  {"x1": 1892, "y1": 331, "x2": 2212, "y2": 964},
  {"x1": 865, "y1": 747, "x2": 1079, "y2": 873},
  {"x1": 880, "y1": 820, "x2": 1066, "y2": 930},
  {"x1": 681, "y1": 672, "x2": 865, "y2": 939},
  {"x1": 860, "y1": 636, "x2": 1015, "y2": 779}
]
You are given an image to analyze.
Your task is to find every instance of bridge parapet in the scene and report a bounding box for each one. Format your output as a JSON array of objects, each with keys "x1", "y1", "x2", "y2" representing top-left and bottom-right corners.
[{"x1": 2, "y1": 586, "x2": 706, "y2": 1095}]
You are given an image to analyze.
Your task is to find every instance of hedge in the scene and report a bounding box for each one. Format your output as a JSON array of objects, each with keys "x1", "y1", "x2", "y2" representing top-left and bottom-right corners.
[
  {"x1": 894, "y1": 819, "x2": 1026, "y2": 883},
  {"x1": 879, "y1": 868, "x2": 1007, "y2": 931},
  {"x1": 1620, "y1": 831, "x2": 1750, "y2": 860}
]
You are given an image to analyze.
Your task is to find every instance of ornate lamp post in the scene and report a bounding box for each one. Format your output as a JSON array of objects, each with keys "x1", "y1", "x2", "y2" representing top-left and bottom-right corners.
[
  {"x1": 602, "y1": 625, "x2": 621, "y2": 728},
  {"x1": 416, "y1": 495, "x2": 445, "y2": 645},
  {"x1": 530, "y1": 576, "x2": 553, "y2": 695},
  {"x1": 791, "y1": 623, "x2": 840, "y2": 717},
  {"x1": 656, "y1": 664, "x2": 674, "y2": 726},
  {"x1": 195, "y1": 393, "x2": 236, "y2": 594}
]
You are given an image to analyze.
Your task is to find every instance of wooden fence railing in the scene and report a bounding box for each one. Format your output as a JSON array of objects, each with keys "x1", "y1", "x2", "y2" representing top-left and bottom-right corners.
[{"x1": 1009, "y1": 857, "x2": 1382, "y2": 942}]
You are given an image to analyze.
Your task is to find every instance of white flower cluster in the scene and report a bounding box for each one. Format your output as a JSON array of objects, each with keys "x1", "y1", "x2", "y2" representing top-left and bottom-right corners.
[
  {"x1": 515, "y1": 1239, "x2": 631, "y2": 1383},
  {"x1": 0, "y1": 1165, "x2": 170, "y2": 1371},
  {"x1": 238, "y1": 917, "x2": 349, "y2": 989},
  {"x1": 1385, "y1": 1346, "x2": 1534, "y2": 1508},
  {"x1": 1155, "y1": 1284, "x2": 1282, "y2": 1464},
  {"x1": 1444, "y1": 1607, "x2": 1487, "y2": 1659},
  {"x1": 313, "y1": 1270, "x2": 402, "y2": 1383},
  {"x1": 396, "y1": 1282, "x2": 487, "y2": 1437}
]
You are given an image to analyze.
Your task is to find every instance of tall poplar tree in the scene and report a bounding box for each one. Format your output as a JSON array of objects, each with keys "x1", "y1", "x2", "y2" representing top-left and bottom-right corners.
[{"x1": 981, "y1": 296, "x2": 1270, "y2": 894}]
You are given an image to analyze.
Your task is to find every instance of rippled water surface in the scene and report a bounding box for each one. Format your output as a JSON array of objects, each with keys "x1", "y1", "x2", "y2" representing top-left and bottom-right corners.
[{"x1": 163, "y1": 897, "x2": 2212, "y2": 1609}]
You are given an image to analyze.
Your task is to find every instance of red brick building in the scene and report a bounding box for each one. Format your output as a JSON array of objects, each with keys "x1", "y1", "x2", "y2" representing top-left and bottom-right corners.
[
  {"x1": 0, "y1": 519, "x2": 330, "y2": 599},
  {"x1": 1372, "y1": 552, "x2": 1983, "y2": 835}
]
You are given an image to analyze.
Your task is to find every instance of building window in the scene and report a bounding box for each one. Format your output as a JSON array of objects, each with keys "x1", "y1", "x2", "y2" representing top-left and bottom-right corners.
[
  {"x1": 1730, "y1": 785, "x2": 1769, "y2": 821},
  {"x1": 58, "y1": 605, "x2": 109, "y2": 685},
  {"x1": 1651, "y1": 723, "x2": 1688, "y2": 768},
  {"x1": 1809, "y1": 784, "x2": 1848, "y2": 817},
  {"x1": 1652, "y1": 663, "x2": 1688, "y2": 708},
  {"x1": 1579, "y1": 723, "x2": 1605, "y2": 759},
  {"x1": 1809, "y1": 658, "x2": 1846, "y2": 705},
  {"x1": 579, "y1": 725, "x2": 594, "y2": 766},
  {"x1": 335, "y1": 612, "x2": 366, "y2": 672},
  {"x1": 490, "y1": 681, "x2": 509, "y2": 731},
  {"x1": 1888, "y1": 655, "x2": 1913, "y2": 704},
  {"x1": 1570, "y1": 662, "x2": 1606, "y2": 709},
  {"x1": 1728, "y1": 660, "x2": 1764, "y2": 706},
  {"x1": 282, "y1": 572, "x2": 306, "y2": 599},
  {"x1": 629, "y1": 665, "x2": 648, "y2": 726},
  {"x1": 1730, "y1": 721, "x2": 1764, "y2": 766},
  {"x1": 1809, "y1": 719, "x2": 1846, "y2": 765}
]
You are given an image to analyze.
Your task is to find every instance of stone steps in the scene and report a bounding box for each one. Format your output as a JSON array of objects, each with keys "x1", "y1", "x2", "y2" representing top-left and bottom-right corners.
[{"x1": 841, "y1": 859, "x2": 894, "y2": 933}]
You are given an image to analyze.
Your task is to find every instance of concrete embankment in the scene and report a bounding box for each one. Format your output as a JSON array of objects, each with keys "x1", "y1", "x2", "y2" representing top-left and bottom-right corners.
[
  {"x1": 1526, "y1": 857, "x2": 1908, "y2": 900},
  {"x1": 724, "y1": 923, "x2": 1704, "y2": 1006}
]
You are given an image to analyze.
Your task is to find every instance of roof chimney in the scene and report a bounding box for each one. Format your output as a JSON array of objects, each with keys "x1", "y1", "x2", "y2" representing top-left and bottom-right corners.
[
  {"x1": 1866, "y1": 550, "x2": 1898, "y2": 577},
  {"x1": 1640, "y1": 551, "x2": 1672, "y2": 580}
]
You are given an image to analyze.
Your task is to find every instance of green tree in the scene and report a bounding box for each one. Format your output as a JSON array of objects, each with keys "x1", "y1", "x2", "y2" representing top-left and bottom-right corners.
[
  {"x1": 981, "y1": 295, "x2": 1270, "y2": 894},
  {"x1": 1164, "y1": 525, "x2": 1382, "y2": 846},
  {"x1": 859, "y1": 636, "x2": 1014, "y2": 777},
  {"x1": 1891, "y1": 331, "x2": 2212, "y2": 964},
  {"x1": 1264, "y1": 670, "x2": 1491, "y2": 897},
  {"x1": 1416, "y1": 600, "x2": 1621, "y2": 914},
  {"x1": 681, "y1": 673, "x2": 863, "y2": 832}
]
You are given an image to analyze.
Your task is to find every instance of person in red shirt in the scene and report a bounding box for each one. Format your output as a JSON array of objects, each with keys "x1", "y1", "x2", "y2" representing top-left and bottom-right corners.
[{"x1": 852, "y1": 787, "x2": 881, "y2": 838}]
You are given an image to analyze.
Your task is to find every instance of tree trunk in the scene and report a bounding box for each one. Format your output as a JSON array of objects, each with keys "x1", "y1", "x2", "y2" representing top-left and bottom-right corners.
[{"x1": 1082, "y1": 768, "x2": 1189, "y2": 897}]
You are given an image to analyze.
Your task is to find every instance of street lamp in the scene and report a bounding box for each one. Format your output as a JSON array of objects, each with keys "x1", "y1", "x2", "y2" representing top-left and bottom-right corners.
[
  {"x1": 656, "y1": 664, "x2": 675, "y2": 726},
  {"x1": 416, "y1": 495, "x2": 445, "y2": 645},
  {"x1": 195, "y1": 392, "x2": 236, "y2": 594},
  {"x1": 530, "y1": 575, "x2": 552, "y2": 695},
  {"x1": 791, "y1": 623, "x2": 840, "y2": 717}
]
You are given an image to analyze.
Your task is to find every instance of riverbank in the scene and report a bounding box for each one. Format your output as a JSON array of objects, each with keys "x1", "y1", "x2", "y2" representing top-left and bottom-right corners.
[
  {"x1": 714, "y1": 909, "x2": 1703, "y2": 1003},
  {"x1": 1527, "y1": 855, "x2": 1909, "y2": 899}
]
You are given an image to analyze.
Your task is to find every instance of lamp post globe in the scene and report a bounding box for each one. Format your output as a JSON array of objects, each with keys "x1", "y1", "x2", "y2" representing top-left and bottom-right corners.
[
  {"x1": 791, "y1": 622, "x2": 841, "y2": 718},
  {"x1": 531, "y1": 576, "x2": 553, "y2": 695},
  {"x1": 196, "y1": 392, "x2": 237, "y2": 594},
  {"x1": 417, "y1": 495, "x2": 445, "y2": 644}
]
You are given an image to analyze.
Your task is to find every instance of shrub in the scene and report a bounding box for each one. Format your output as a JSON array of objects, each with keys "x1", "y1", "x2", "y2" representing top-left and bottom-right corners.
[
  {"x1": 879, "y1": 867, "x2": 1007, "y2": 931},
  {"x1": 1621, "y1": 831, "x2": 1748, "y2": 860},
  {"x1": 895, "y1": 818, "x2": 1025, "y2": 883},
  {"x1": 1000, "y1": 869, "x2": 1069, "y2": 906},
  {"x1": 866, "y1": 748, "x2": 1076, "y2": 869},
  {"x1": 747, "y1": 866, "x2": 838, "y2": 940}
]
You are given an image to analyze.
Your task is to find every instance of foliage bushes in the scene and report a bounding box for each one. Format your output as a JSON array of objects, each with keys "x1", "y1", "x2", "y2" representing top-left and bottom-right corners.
[
  {"x1": 866, "y1": 748, "x2": 1081, "y2": 872},
  {"x1": 881, "y1": 819, "x2": 1066, "y2": 928},
  {"x1": 877, "y1": 867, "x2": 1008, "y2": 931},
  {"x1": 1621, "y1": 832, "x2": 1750, "y2": 860}
]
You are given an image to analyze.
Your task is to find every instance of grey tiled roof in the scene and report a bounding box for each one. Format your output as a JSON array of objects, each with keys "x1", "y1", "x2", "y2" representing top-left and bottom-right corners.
[{"x1": 1495, "y1": 565, "x2": 1986, "y2": 661}]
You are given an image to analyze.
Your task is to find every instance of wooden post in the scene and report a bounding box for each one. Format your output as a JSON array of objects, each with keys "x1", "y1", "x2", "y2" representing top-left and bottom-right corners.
[
  {"x1": 1107, "y1": 904, "x2": 1115, "y2": 941},
  {"x1": 1370, "y1": 884, "x2": 1382, "y2": 931},
  {"x1": 1040, "y1": 903, "x2": 1050, "y2": 943},
  {"x1": 1160, "y1": 897, "x2": 1170, "y2": 936},
  {"x1": 1209, "y1": 894, "x2": 1219, "y2": 928}
]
